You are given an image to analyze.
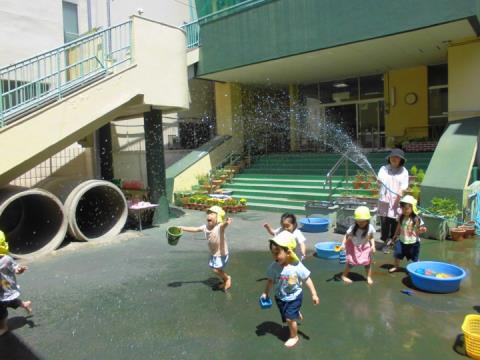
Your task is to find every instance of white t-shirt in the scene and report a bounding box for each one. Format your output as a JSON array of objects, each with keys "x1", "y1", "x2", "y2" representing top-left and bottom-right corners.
[
  {"x1": 346, "y1": 224, "x2": 376, "y2": 245},
  {"x1": 377, "y1": 165, "x2": 409, "y2": 219},
  {"x1": 274, "y1": 228, "x2": 306, "y2": 258}
]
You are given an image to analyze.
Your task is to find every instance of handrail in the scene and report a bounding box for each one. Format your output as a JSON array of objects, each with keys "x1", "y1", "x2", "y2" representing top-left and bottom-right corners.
[
  {"x1": 0, "y1": 21, "x2": 132, "y2": 127},
  {"x1": 325, "y1": 153, "x2": 350, "y2": 202}
]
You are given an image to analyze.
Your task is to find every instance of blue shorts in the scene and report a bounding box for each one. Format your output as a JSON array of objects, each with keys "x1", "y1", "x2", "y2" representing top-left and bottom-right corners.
[
  {"x1": 209, "y1": 255, "x2": 229, "y2": 269},
  {"x1": 394, "y1": 241, "x2": 420, "y2": 261},
  {"x1": 275, "y1": 292, "x2": 303, "y2": 323}
]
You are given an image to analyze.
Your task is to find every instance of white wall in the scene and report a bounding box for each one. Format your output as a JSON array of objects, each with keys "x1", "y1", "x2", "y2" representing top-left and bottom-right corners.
[{"x1": 0, "y1": 0, "x2": 64, "y2": 67}]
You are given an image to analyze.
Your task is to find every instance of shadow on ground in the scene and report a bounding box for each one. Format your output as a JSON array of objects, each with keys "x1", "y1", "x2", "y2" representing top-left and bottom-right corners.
[{"x1": 255, "y1": 321, "x2": 310, "y2": 343}]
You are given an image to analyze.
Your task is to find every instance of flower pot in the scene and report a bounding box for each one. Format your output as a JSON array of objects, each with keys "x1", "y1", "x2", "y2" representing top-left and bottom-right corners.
[
  {"x1": 450, "y1": 228, "x2": 466, "y2": 241},
  {"x1": 362, "y1": 181, "x2": 371, "y2": 189},
  {"x1": 353, "y1": 181, "x2": 362, "y2": 190},
  {"x1": 459, "y1": 225, "x2": 475, "y2": 238}
]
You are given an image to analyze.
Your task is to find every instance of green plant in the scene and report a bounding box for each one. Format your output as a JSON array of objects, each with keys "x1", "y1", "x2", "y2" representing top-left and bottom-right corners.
[
  {"x1": 196, "y1": 174, "x2": 209, "y2": 185},
  {"x1": 411, "y1": 184, "x2": 421, "y2": 200},
  {"x1": 355, "y1": 171, "x2": 366, "y2": 181},
  {"x1": 416, "y1": 169, "x2": 425, "y2": 183},
  {"x1": 410, "y1": 165, "x2": 418, "y2": 176},
  {"x1": 426, "y1": 197, "x2": 461, "y2": 219},
  {"x1": 239, "y1": 198, "x2": 247, "y2": 205}
]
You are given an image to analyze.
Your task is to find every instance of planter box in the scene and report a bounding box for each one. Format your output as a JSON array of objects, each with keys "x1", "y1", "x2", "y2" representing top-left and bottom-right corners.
[{"x1": 421, "y1": 214, "x2": 447, "y2": 240}]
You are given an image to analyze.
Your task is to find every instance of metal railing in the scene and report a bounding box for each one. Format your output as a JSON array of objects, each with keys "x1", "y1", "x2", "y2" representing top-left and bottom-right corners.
[
  {"x1": 182, "y1": 21, "x2": 200, "y2": 48},
  {"x1": 0, "y1": 21, "x2": 132, "y2": 127},
  {"x1": 181, "y1": 0, "x2": 270, "y2": 49},
  {"x1": 325, "y1": 153, "x2": 350, "y2": 202}
]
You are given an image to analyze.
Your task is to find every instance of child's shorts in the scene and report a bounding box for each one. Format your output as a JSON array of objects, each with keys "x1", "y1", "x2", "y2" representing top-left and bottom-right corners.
[
  {"x1": 275, "y1": 292, "x2": 303, "y2": 323},
  {"x1": 0, "y1": 299, "x2": 22, "y2": 320},
  {"x1": 208, "y1": 255, "x2": 229, "y2": 269},
  {"x1": 394, "y1": 241, "x2": 420, "y2": 261}
]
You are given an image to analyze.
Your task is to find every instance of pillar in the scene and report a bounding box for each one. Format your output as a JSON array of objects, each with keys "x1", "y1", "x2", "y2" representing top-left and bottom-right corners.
[{"x1": 144, "y1": 109, "x2": 169, "y2": 225}]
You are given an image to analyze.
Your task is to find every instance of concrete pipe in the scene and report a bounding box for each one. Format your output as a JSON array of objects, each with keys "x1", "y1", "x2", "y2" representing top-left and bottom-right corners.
[
  {"x1": 0, "y1": 186, "x2": 68, "y2": 258},
  {"x1": 39, "y1": 178, "x2": 128, "y2": 241}
]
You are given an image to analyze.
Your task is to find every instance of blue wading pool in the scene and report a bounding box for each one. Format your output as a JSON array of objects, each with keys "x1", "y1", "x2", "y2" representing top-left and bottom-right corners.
[
  {"x1": 300, "y1": 217, "x2": 329, "y2": 232},
  {"x1": 315, "y1": 242, "x2": 342, "y2": 260},
  {"x1": 406, "y1": 261, "x2": 467, "y2": 293}
]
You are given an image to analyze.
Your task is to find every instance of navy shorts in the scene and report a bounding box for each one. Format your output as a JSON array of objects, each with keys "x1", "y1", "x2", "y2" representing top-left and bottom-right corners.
[
  {"x1": 275, "y1": 292, "x2": 303, "y2": 323},
  {"x1": 394, "y1": 241, "x2": 420, "y2": 261},
  {"x1": 0, "y1": 299, "x2": 22, "y2": 321}
]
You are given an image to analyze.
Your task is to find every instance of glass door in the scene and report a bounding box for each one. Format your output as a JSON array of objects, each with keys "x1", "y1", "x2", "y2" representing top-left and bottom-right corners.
[{"x1": 357, "y1": 101, "x2": 385, "y2": 149}]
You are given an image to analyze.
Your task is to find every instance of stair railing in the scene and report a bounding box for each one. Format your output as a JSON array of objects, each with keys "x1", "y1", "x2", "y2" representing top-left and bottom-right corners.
[{"x1": 325, "y1": 153, "x2": 350, "y2": 203}]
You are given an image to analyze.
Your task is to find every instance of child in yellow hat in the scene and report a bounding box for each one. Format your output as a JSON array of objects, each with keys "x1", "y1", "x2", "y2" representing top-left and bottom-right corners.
[
  {"x1": 179, "y1": 206, "x2": 233, "y2": 290},
  {"x1": 0, "y1": 230, "x2": 32, "y2": 336},
  {"x1": 261, "y1": 231, "x2": 320, "y2": 348},
  {"x1": 340, "y1": 206, "x2": 376, "y2": 285},
  {"x1": 389, "y1": 195, "x2": 427, "y2": 273}
]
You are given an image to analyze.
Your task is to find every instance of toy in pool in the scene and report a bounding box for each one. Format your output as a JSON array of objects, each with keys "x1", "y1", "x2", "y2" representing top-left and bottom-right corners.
[
  {"x1": 407, "y1": 261, "x2": 466, "y2": 293},
  {"x1": 315, "y1": 242, "x2": 342, "y2": 259}
]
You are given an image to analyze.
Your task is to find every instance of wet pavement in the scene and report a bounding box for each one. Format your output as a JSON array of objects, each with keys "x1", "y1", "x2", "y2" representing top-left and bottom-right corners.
[{"x1": 1, "y1": 209, "x2": 479, "y2": 359}]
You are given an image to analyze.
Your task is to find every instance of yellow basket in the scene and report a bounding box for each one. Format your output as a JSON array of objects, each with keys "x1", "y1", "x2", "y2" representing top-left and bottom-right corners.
[{"x1": 462, "y1": 314, "x2": 480, "y2": 359}]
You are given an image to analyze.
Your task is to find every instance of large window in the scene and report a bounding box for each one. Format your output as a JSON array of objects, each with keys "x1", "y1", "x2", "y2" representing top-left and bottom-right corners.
[
  {"x1": 62, "y1": 1, "x2": 79, "y2": 43},
  {"x1": 428, "y1": 64, "x2": 448, "y2": 140}
]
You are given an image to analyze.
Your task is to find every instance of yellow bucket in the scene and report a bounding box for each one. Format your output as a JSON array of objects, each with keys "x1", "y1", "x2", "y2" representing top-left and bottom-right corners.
[{"x1": 462, "y1": 314, "x2": 480, "y2": 359}]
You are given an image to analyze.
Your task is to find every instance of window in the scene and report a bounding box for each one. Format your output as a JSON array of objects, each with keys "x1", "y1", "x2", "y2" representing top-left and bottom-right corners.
[{"x1": 62, "y1": 1, "x2": 79, "y2": 43}]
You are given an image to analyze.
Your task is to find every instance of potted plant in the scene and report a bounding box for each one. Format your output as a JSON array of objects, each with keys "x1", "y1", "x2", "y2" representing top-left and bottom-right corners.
[
  {"x1": 450, "y1": 227, "x2": 466, "y2": 241},
  {"x1": 411, "y1": 184, "x2": 421, "y2": 201},
  {"x1": 239, "y1": 198, "x2": 247, "y2": 212},
  {"x1": 416, "y1": 169, "x2": 425, "y2": 183},
  {"x1": 409, "y1": 165, "x2": 418, "y2": 184},
  {"x1": 422, "y1": 197, "x2": 461, "y2": 240},
  {"x1": 355, "y1": 171, "x2": 366, "y2": 182}
]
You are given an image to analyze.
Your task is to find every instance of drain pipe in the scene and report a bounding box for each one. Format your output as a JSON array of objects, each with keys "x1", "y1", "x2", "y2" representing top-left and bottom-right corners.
[
  {"x1": 0, "y1": 186, "x2": 68, "y2": 258},
  {"x1": 39, "y1": 178, "x2": 128, "y2": 241}
]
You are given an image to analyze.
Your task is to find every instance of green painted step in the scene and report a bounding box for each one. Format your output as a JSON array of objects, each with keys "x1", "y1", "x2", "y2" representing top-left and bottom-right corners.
[{"x1": 247, "y1": 202, "x2": 306, "y2": 214}]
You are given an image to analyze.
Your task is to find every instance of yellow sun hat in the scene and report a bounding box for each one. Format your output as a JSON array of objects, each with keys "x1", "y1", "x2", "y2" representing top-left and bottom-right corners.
[
  {"x1": 0, "y1": 231, "x2": 9, "y2": 256},
  {"x1": 207, "y1": 205, "x2": 225, "y2": 223},
  {"x1": 400, "y1": 195, "x2": 419, "y2": 214},
  {"x1": 354, "y1": 206, "x2": 371, "y2": 221},
  {"x1": 270, "y1": 231, "x2": 299, "y2": 264}
]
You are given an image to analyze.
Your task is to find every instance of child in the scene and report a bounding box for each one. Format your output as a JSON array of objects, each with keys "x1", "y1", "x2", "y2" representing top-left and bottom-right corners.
[
  {"x1": 261, "y1": 231, "x2": 319, "y2": 348},
  {"x1": 179, "y1": 206, "x2": 233, "y2": 290},
  {"x1": 263, "y1": 213, "x2": 307, "y2": 260},
  {"x1": 377, "y1": 148, "x2": 409, "y2": 253},
  {"x1": 389, "y1": 195, "x2": 427, "y2": 273},
  {"x1": 0, "y1": 231, "x2": 32, "y2": 336},
  {"x1": 340, "y1": 206, "x2": 376, "y2": 285}
]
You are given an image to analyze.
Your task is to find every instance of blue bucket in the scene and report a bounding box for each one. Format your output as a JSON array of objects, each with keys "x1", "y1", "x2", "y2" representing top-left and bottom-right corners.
[
  {"x1": 315, "y1": 241, "x2": 342, "y2": 259},
  {"x1": 406, "y1": 261, "x2": 467, "y2": 293},
  {"x1": 300, "y1": 217, "x2": 329, "y2": 233},
  {"x1": 259, "y1": 296, "x2": 272, "y2": 309}
]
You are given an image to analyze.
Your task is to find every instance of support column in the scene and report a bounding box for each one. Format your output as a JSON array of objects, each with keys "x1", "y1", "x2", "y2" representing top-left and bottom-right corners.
[
  {"x1": 98, "y1": 124, "x2": 114, "y2": 180},
  {"x1": 289, "y1": 84, "x2": 299, "y2": 152},
  {"x1": 144, "y1": 109, "x2": 169, "y2": 225}
]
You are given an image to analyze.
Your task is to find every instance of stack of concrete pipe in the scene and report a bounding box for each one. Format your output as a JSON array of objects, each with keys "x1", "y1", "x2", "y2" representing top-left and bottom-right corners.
[{"x1": 0, "y1": 179, "x2": 128, "y2": 258}]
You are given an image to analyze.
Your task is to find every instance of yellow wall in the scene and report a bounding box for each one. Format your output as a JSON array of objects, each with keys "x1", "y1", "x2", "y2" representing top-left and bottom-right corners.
[
  {"x1": 384, "y1": 65, "x2": 428, "y2": 146},
  {"x1": 214, "y1": 82, "x2": 244, "y2": 152},
  {"x1": 448, "y1": 38, "x2": 480, "y2": 121}
]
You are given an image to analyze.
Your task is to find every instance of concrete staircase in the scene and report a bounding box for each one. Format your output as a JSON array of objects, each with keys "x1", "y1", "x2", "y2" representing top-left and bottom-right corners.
[{"x1": 223, "y1": 152, "x2": 434, "y2": 213}]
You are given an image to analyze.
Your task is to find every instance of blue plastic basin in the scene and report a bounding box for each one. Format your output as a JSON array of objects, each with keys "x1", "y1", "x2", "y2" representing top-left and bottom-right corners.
[
  {"x1": 300, "y1": 217, "x2": 329, "y2": 233},
  {"x1": 259, "y1": 296, "x2": 272, "y2": 309},
  {"x1": 315, "y1": 241, "x2": 342, "y2": 260},
  {"x1": 406, "y1": 261, "x2": 467, "y2": 293}
]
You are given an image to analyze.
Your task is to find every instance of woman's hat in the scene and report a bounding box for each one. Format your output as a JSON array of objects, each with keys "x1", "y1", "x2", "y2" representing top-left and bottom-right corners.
[
  {"x1": 207, "y1": 205, "x2": 225, "y2": 223},
  {"x1": 0, "y1": 231, "x2": 8, "y2": 255},
  {"x1": 386, "y1": 148, "x2": 406, "y2": 163},
  {"x1": 354, "y1": 206, "x2": 372, "y2": 221},
  {"x1": 400, "y1": 195, "x2": 419, "y2": 214},
  {"x1": 270, "y1": 231, "x2": 299, "y2": 264}
]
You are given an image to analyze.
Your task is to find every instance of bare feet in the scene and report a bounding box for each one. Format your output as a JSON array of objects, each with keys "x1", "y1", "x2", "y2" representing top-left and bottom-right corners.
[
  {"x1": 367, "y1": 277, "x2": 373, "y2": 285},
  {"x1": 219, "y1": 276, "x2": 232, "y2": 290},
  {"x1": 341, "y1": 275, "x2": 352, "y2": 284},
  {"x1": 21, "y1": 301, "x2": 32, "y2": 314},
  {"x1": 284, "y1": 336, "x2": 299, "y2": 348},
  {"x1": 389, "y1": 267, "x2": 398, "y2": 273}
]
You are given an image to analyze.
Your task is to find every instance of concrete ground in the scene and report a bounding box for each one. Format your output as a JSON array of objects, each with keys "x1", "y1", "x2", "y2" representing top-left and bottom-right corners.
[{"x1": 1, "y1": 208, "x2": 479, "y2": 359}]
